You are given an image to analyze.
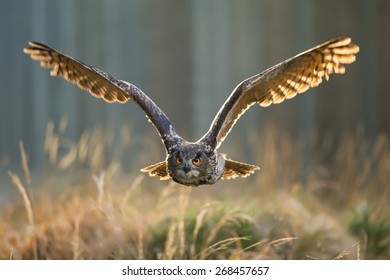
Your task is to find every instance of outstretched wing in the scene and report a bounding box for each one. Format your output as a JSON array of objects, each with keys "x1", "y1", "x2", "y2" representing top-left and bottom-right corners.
[
  {"x1": 24, "y1": 41, "x2": 179, "y2": 150},
  {"x1": 200, "y1": 38, "x2": 359, "y2": 150}
]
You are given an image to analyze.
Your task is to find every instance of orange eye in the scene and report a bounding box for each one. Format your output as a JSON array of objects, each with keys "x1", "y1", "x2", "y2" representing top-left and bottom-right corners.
[
  {"x1": 176, "y1": 156, "x2": 183, "y2": 164},
  {"x1": 192, "y1": 158, "x2": 201, "y2": 165}
]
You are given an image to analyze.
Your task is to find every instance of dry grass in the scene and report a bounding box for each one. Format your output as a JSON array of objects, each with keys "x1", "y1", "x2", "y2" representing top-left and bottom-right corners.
[{"x1": 0, "y1": 122, "x2": 389, "y2": 260}]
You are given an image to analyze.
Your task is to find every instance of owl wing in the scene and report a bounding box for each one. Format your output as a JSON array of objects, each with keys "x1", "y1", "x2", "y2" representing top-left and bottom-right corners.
[
  {"x1": 140, "y1": 161, "x2": 170, "y2": 180},
  {"x1": 24, "y1": 41, "x2": 179, "y2": 150},
  {"x1": 222, "y1": 159, "x2": 260, "y2": 180},
  {"x1": 200, "y1": 38, "x2": 359, "y2": 150}
]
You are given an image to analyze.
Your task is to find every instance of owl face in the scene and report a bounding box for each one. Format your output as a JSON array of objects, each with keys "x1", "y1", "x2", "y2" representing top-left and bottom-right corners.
[{"x1": 167, "y1": 144, "x2": 224, "y2": 186}]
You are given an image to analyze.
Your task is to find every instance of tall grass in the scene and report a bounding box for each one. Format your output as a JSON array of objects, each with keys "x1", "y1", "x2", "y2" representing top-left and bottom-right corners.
[{"x1": 0, "y1": 121, "x2": 389, "y2": 259}]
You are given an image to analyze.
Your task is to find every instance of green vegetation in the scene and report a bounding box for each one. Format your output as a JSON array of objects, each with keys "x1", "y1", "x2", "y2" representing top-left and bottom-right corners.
[
  {"x1": 0, "y1": 122, "x2": 389, "y2": 259},
  {"x1": 349, "y1": 202, "x2": 390, "y2": 259}
]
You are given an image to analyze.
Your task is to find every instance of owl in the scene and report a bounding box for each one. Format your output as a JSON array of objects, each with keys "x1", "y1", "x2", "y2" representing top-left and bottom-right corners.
[{"x1": 24, "y1": 38, "x2": 359, "y2": 186}]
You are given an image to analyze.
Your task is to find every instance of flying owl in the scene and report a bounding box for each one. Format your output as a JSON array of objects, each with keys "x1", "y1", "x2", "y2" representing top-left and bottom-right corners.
[{"x1": 24, "y1": 38, "x2": 359, "y2": 186}]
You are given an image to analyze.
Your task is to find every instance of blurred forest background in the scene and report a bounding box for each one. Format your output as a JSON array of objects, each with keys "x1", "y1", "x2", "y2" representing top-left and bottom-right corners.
[
  {"x1": 1, "y1": 0, "x2": 389, "y2": 169},
  {"x1": 0, "y1": 0, "x2": 390, "y2": 260}
]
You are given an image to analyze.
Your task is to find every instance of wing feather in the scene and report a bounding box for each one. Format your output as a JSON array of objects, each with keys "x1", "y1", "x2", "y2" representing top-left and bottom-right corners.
[
  {"x1": 24, "y1": 41, "x2": 179, "y2": 149},
  {"x1": 201, "y1": 37, "x2": 359, "y2": 149},
  {"x1": 140, "y1": 161, "x2": 170, "y2": 180}
]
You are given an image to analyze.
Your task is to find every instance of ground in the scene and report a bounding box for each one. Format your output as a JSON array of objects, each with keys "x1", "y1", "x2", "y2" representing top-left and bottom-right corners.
[{"x1": 1, "y1": 123, "x2": 389, "y2": 260}]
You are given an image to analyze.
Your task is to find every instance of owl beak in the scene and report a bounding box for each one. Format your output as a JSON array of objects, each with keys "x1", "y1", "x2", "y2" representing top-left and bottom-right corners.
[{"x1": 183, "y1": 162, "x2": 191, "y2": 173}]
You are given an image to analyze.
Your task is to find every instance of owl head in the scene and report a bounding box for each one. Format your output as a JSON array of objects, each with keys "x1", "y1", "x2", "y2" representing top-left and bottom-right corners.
[{"x1": 167, "y1": 143, "x2": 224, "y2": 186}]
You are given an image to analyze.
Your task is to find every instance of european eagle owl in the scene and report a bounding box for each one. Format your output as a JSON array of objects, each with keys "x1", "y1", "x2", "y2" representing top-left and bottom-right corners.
[{"x1": 24, "y1": 38, "x2": 359, "y2": 186}]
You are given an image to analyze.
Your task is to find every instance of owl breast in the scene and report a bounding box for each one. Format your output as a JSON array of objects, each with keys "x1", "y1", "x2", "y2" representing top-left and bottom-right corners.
[
  {"x1": 172, "y1": 171, "x2": 211, "y2": 186},
  {"x1": 171, "y1": 167, "x2": 223, "y2": 186}
]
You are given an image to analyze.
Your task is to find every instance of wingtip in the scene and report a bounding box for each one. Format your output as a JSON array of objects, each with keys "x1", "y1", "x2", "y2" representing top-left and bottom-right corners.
[
  {"x1": 24, "y1": 41, "x2": 50, "y2": 51},
  {"x1": 351, "y1": 43, "x2": 360, "y2": 54},
  {"x1": 340, "y1": 37, "x2": 351, "y2": 43},
  {"x1": 23, "y1": 41, "x2": 41, "y2": 54},
  {"x1": 326, "y1": 37, "x2": 351, "y2": 47}
]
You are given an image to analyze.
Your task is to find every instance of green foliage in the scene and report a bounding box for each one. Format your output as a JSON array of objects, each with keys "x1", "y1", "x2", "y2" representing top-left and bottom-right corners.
[
  {"x1": 349, "y1": 202, "x2": 390, "y2": 259},
  {"x1": 150, "y1": 202, "x2": 264, "y2": 259}
]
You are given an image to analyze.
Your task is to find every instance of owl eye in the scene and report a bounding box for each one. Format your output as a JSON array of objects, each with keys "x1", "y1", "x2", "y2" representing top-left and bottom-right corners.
[
  {"x1": 176, "y1": 156, "x2": 183, "y2": 164},
  {"x1": 192, "y1": 158, "x2": 201, "y2": 165}
]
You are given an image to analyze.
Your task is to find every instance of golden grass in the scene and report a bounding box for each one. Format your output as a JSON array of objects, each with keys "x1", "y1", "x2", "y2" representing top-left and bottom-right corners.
[
  {"x1": 7, "y1": 171, "x2": 37, "y2": 259},
  {"x1": 1, "y1": 121, "x2": 389, "y2": 260}
]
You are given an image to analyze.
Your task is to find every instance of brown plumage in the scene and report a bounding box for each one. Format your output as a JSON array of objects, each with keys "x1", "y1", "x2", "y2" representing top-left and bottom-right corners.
[
  {"x1": 200, "y1": 38, "x2": 359, "y2": 149},
  {"x1": 24, "y1": 38, "x2": 359, "y2": 186}
]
